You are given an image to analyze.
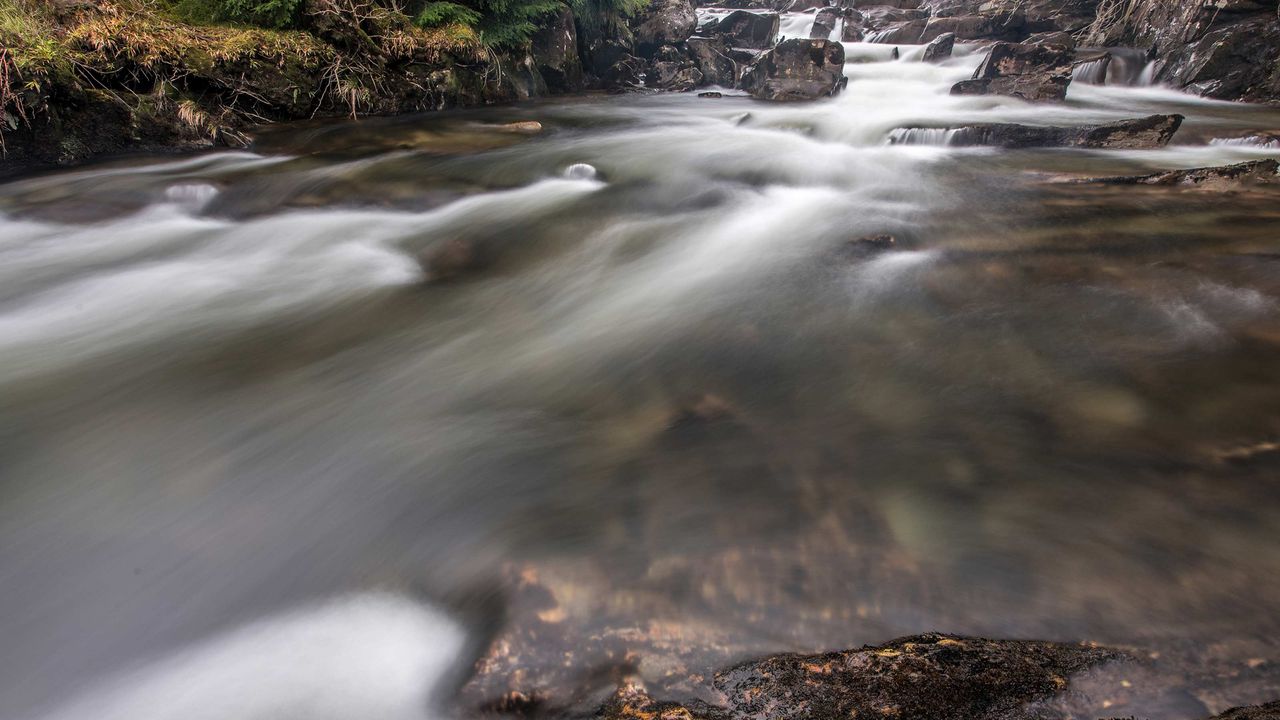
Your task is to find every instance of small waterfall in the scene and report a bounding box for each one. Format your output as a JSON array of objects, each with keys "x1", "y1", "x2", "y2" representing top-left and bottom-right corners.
[
  {"x1": 1211, "y1": 136, "x2": 1280, "y2": 149},
  {"x1": 865, "y1": 28, "x2": 896, "y2": 44},
  {"x1": 1073, "y1": 56, "x2": 1111, "y2": 85},
  {"x1": 1073, "y1": 48, "x2": 1158, "y2": 86},
  {"x1": 888, "y1": 128, "x2": 960, "y2": 146}
]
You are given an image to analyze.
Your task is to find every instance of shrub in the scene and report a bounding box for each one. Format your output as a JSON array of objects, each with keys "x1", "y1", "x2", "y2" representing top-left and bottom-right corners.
[{"x1": 169, "y1": 0, "x2": 306, "y2": 29}]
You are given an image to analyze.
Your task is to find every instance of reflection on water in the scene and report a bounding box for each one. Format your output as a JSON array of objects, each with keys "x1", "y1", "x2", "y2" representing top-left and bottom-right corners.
[{"x1": 2, "y1": 41, "x2": 1280, "y2": 720}]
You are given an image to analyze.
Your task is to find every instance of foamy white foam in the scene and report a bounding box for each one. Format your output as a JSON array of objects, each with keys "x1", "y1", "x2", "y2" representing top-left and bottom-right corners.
[{"x1": 26, "y1": 592, "x2": 468, "y2": 720}]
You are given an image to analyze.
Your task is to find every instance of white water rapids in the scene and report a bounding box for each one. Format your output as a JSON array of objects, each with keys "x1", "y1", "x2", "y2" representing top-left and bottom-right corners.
[{"x1": 4, "y1": 24, "x2": 1280, "y2": 720}]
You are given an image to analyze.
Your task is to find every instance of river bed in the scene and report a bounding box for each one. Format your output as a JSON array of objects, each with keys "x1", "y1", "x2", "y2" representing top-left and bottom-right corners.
[{"x1": 2, "y1": 40, "x2": 1280, "y2": 720}]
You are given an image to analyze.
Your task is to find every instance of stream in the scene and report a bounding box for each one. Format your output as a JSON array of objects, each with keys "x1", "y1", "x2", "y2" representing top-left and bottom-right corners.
[{"x1": 2, "y1": 33, "x2": 1280, "y2": 720}]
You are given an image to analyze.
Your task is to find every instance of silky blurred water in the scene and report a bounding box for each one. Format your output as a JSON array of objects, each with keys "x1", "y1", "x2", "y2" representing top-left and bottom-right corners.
[{"x1": 3, "y1": 41, "x2": 1280, "y2": 720}]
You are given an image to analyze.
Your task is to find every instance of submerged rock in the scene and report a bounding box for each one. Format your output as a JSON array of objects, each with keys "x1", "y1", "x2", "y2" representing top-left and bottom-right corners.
[
  {"x1": 714, "y1": 633, "x2": 1124, "y2": 720},
  {"x1": 744, "y1": 39, "x2": 847, "y2": 101},
  {"x1": 892, "y1": 114, "x2": 1184, "y2": 149},
  {"x1": 1082, "y1": 160, "x2": 1280, "y2": 190},
  {"x1": 951, "y1": 41, "x2": 1074, "y2": 101}
]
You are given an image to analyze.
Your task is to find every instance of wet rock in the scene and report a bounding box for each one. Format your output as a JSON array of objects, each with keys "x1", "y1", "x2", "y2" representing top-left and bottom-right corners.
[
  {"x1": 951, "y1": 41, "x2": 1074, "y2": 101},
  {"x1": 744, "y1": 39, "x2": 847, "y2": 101},
  {"x1": 1083, "y1": 160, "x2": 1280, "y2": 190},
  {"x1": 1082, "y1": 0, "x2": 1280, "y2": 102},
  {"x1": 686, "y1": 37, "x2": 744, "y2": 87},
  {"x1": 699, "y1": 91, "x2": 724, "y2": 98},
  {"x1": 602, "y1": 54, "x2": 649, "y2": 90},
  {"x1": 530, "y1": 6, "x2": 584, "y2": 93},
  {"x1": 921, "y1": 11, "x2": 1026, "y2": 43},
  {"x1": 705, "y1": 10, "x2": 780, "y2": 49},
  {"x1": 1027, "y1": 30, "x2": 1077, "y2": 49},
  {"x1": 894, "y1": 114, "x2": 1183, "y2": 149},
  {"x1": 1201, "y1": 700, "x2": 1280, "y2": 719},
  {"x1": 867, "y1": 18, "x2": 928, "y2": 43},
  {"x1": 648, "y1": 60, "x2": 704, "y2": 91},
  {"x1": 922, "y1": 32, "x2": 956, "y2": 62},
  {"x1": 633, "y1": 0, "x2": 698, "y2": 57},
  {"x1": 836, "y1": 234, "x2": 898, "y2": 259},
  {"x1": 714, "y1": 633, "x2": 1124, "y2": 720},
  {"x1": 598, "y1": 682, "x2": 723, "y2": 720},
  {"x1": 497, "y1": 121, "x2": 545, "y2": 134},
  {"x1": 809, "y1": 7, "x2": 842, "y2": 39}
]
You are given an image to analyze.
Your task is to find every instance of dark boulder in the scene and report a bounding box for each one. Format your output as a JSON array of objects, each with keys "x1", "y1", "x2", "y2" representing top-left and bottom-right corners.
[
  {"x1": 705, "y1": 10, "x2": 780, "y2": 49},
  {"x1": 745, "y1": 38, "x2": 847, "y2": 101},
  {"x1": 714, "y1": 633, "x2": 1124, "y2": 720},
  {"x1": 920, "y1": 11, "x2": 1026, "y2": 42},
  {"x1": 810, "y1": 7, "x2": 843, "y2": 39},
  {"x1": 951, "y1": 41, "x2": 1074, "y2": 101},
  {"x1": 648, "y1": 59, "x2": 703, "y2": 91},
  {"x1": 892, "y1": 113, "x2": 1183, "y2": 149},
  {"x1": 686, "y1": 37, "x2": 744, "y2": 87},
  {"x1": 921, "y1": 32, "x2": 955, "y2": 62},
  {"x1": 633, "y1": 0, "x2": 697, "y2": 57},
  {"x1": 529, "y1": 6, "x2": 583, "y2": 93}
]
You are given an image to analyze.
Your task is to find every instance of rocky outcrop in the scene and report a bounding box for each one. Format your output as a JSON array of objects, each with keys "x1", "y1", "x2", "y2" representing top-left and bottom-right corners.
[
  {"x1": 744, "y1": 38, "x2": 847, "y2": 101},
  {"x1": 704, "y1": 10, "x2": 780, "y2": 49},
  {"x1": 893, "y1": 113, "x2": 1183, "y2": 149},
  {"x1": 951, "y1": 41, "x2": 1074, "y2": 101},
  {"x1": 1201, "y1": 701, "x2": 1280, "y2": 720},
  {"x1": 1082, "y1": 159, "x2": 1280, "y2": 190},
  {"x1": 648, "y1": 45, "x2": 704, "y2": 90},
  {"x1": 1082, "y1": 0, "x2": 1280, "y2": 103},
  {"x1": 530, "y1": 6, "x2": 583, "y2": 93},
  {"x1": 633, "y1": 0, "x2": 698, "y2": 57}
]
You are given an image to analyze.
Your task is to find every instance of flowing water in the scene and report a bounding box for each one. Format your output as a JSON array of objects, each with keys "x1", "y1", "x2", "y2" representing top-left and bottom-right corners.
[{"x1": 3, "y1": 38, "x2": 1280, "y2": 720}]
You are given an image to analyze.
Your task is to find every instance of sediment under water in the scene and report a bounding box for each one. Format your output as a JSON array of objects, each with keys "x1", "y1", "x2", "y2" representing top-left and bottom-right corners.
[{"x1": 2, "y1": 39, "x2": 1280, "y2": 720}]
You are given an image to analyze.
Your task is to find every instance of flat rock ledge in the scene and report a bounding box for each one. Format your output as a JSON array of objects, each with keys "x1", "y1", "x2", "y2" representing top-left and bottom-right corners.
[
  {"x1": 892, "y1": 114, "x2": 1184, "y2": 149},
  {"x1": 1075, "y1": 160, "x2": 1280, "y2": 190}
]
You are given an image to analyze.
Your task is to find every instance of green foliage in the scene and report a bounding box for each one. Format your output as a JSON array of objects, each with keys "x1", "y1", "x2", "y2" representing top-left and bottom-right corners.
[
  {"x1": 169, "y1": 0, "x2": 305, "y2": 29},
  {"x1": 414, "y1": 1, "x2": 481, "y2": 28}
]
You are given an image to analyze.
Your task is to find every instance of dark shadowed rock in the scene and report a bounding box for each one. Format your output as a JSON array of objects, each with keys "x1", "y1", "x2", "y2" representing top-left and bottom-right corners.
[
  {"x1": 530, "y1": 6, "x2": 583, "y2": 93},
  {"x1": 1081, "y1": 159, "x2": 1280, "y2": 190},
  {"x1": 921, "y1": 11, "x2": 1026, "y2": 42},
  {"x1": 922, "y1": 32, "x2": 956, "y2": 62},
  {"x1": 810, "y1": 7, "x2": 842, "y2": 39},
  {"x1": 951, "y1": 41, "x2": 1074, "y2": 101},
  {"x1": 745, "y1": 38, "x2": 847, "y2": 101},
  {"x1": 648, "y1": 59, "x2": 704, "y2": 91},
  {"x1": 893, "y1": 114, "x2": 1183, "y2": 149},
  {"x1": 633, "y1": 0, "x2": 698, "y2": 57},
  {"x1": 686, "y1": 37, "x2": 743, "y2": 87},
  {"x1": 714, "y1": 633, "x2": 1124, "y2": 720},
  {"x1": 706, "y1": 10, "x2": 780, "y2": 49}
]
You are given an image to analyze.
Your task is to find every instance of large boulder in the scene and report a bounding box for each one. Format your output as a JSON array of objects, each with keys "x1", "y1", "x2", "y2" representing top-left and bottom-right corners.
[
  {"x1": 745, "y1": 38, "x2": 847, "y2": 101},
  {"x1": 891, "y1": 114, "x2": 1183, "y2": 148},
  {"x1": 810, "y1": 7, "x2": 843, "y2": 39},
  {"x1": 920, "y1": 10, "x2": 1027, "y2": 42},
  {"x1": 632, "y1": 0, "x2": 697, "y2": 57},
  {"x1": 529, "y1": 6, "x2": 583, "y2": 93},
  {"x1": 951, "y1": 41, "x2": 1074, "y2": 101},
  {"x1": 705, "y1": 10, "x2": 780, "y2": 49}
]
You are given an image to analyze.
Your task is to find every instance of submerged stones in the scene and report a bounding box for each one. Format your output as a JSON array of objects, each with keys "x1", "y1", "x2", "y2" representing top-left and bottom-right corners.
[
  {"x1": 714, "y1": 634, "x2": 1123, "y2": 720},
  {"x1": 1081, "y1": 159, "x2": 1280, "y2": 190},
  {"x1": 892, "y1": 114, "x2": 1184, "y2": 149},
  {"x1": 951, "y1": 41, "x2": 1074, "y2": 101},
  {"x1": 744, "y1": 39, "x2": 847, "y2": 101}
]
